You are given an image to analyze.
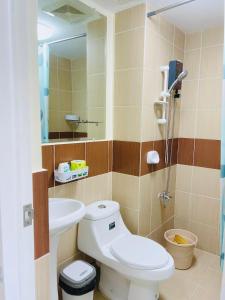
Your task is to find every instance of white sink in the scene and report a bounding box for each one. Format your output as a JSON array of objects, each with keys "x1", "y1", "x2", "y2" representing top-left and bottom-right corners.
[
  {"x1": 49, "y1": 198, "x2": 85, "y2": 236},
  {"x1": 48, "y1": 198, "x2": 86, "y2": 300}
]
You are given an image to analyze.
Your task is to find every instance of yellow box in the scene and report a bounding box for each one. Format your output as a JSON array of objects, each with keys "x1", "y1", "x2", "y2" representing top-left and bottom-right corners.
[{"x1": 70, "y1": 160, "x2": 86, "y2": 171}]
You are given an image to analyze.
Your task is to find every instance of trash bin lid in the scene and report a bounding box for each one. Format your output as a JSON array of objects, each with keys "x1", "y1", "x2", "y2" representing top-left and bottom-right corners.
[{"x1": 60, "y1": 260, "x2": 96, "y2": 289}]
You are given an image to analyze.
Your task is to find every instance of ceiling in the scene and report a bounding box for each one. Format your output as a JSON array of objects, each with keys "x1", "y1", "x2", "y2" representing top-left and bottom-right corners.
[
  {"x1": 90, "y1": 0, "x2": 224, "y2": 32},
  {"x1": 38, "y1": 0, "x2": 224, "y2": 59},
  {"x1": 148, "y1": 0, "x2": 224, "y2": 32}
]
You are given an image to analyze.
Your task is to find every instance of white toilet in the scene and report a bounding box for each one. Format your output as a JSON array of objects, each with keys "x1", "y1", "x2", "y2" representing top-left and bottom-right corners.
[{"x1": 78, "y1": 200, "x2": 174, "y2": 300}]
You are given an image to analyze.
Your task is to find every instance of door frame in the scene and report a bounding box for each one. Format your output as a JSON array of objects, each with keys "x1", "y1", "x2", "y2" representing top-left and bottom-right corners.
[{"x1": 0, "y1": 0, "x2": 39, "y2": 299}]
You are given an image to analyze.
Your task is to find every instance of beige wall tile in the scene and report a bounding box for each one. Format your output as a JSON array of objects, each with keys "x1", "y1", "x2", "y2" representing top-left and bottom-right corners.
[
  {"x1": 142, "y1": 69, "x2": 161, "y2": 106},
  {"x1": 84, "y1": 173, "x2": 112, "y2": 204},
  {"x1": 174, "y1": 27, "x2": 185, "y2": 50},
  {"x1": 158, "y1": 37, "x2": 174, "y2": 66},
  {"x1": 184, "y1": 49, "x2": 201, "y2": 80},
  {"x1": 58, "y1": 69, "x2": 72, "y2": 91},
  {"x1": 174, "y1": 190, "x2": 191, "y2": 221},
  {"x1": 88, "y1": 17, "x2": 107, "y2": 39},
  {"x1": 192, "y1": 167, "x2": 220, "y2": 198},
  {"x1": 72, "y1": 90, "x2": 87, "y2": 112},
  {"x1": 200, "y1": 45, "x2": 223, "y2": 78},
  {"x1": 180, "y1": 80, "x2": 198, "y2": 110},
  {"x1": 49, "y1": 66, "x2": 58, "y2": 89},
  {"x1": 196, "y1": 109, "x2": 221, "y2": 139},
  {"x1": 120, "y1": 207, "x2": 139, "y2": 234},
  {"x1": 87, "y1": 108, "x2": 105, "y2": 139},
  {"x1": 114, "y1": 69, "x2": 143, "y2": 106},
  {"x1": 58, "y1": 90, "x2": 72, "y2": 111},
  {"x1": 49, "y1": 89, "x2": 60, "y2": 111},
  {"x1": 50, "y1": 54, "x2": 57, "y2": 68},
  {"x1": 87, "y1": 37, "x2": 106, "y2": 74},
  {"x1": 58, "y1": 57, "x2": 71, "y2": 70},
  {"x1": 51, "y1": 180, "x2": 85, "y2": 201},
  {"x1": 139, "y1": 174, "x2": 153, "y2": 236},
  {"x1": 202, "y1": 26, "x2": 224, "y2": 47},
  {"x1": 49, "y1": 109, "x2": 60, "y2": 132},
  {"x1": 72, "y1": 70, "x2": 86, "y2": 91},
  {"x1": 173, "y1": 47, "x2": 184, "y2": 62},
  {"x1": 115, "y1": 4, "x2": 145, "y2": 33},
  {"x1": 174, "y1": 216, "x2": 190, "y2": 229},
  {"x1": 139, "y1": 209, "x2": 151, "y2": 237},
  {"x1": 141, "y1": 105, "x2": 155, "y2": 141},
  {"x1": 147, "y1": 14, "x2": 160, "y2": 34},
  {"x1": 160, "y1": 17, "x2": 175, "y2": 42},
  {"x1": 115, "y1": 27, "x2": 144, "y2": 69},
  {"x1": 190, "y1": 194, "x2": 219, "y2": 228},
  {"x1": 112, "y1": 172, "x2": 140, "y2": 210},
  {"x1": 185, "y1": 32, "x2": 202, "y2": 50},
  {"x1": 71, "y1": 57, "x2": 86, "y2": 71},
  {"x1": 35, "y1": 254, "x2": 50, "y2": 300},
  {"x1": 59, "y1": 111, "x2": 73, "y2": 132},
  {"x1": 179, "y1": 109, "x2": 196, "y2": 138},
  {"x1": 87, "y1": 74, "x2": 106, "y2": 107},
  {"x1": 144, "y1": 27, "x2": 160, "y2": 70},
  {"x1": 58, "y1": 225, "x2": 78, "y2": 264},
  {"x1": 189, "y1": 222, "x2": 219, "y2": 254},
  {"x1": 113, "y1": 106, "x2": 141, "y2": 141},
  {"x1": 176, "y1": 165, "x2": 193, "y2": 192},
  {"x1": 150, "y1": 169, "x2": 175, "y2": 231},
  {"x1": 198, "y1": 78, "x2": 222, "y2": 110}
]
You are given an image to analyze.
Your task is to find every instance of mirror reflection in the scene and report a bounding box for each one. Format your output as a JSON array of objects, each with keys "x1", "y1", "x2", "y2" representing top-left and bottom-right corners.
[{"x1": 38, "y1": 0, "x2": 107, "y2": 143}]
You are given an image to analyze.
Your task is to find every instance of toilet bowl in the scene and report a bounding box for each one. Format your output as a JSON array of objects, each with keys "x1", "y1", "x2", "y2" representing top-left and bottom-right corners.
[{"x1": 78, "y1": 200, "x2": 174, "y2": 300}]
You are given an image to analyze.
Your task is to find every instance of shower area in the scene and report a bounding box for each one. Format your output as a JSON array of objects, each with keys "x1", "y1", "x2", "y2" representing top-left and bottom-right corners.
[
  {"x1": 112, "y1": 0, "x2": 224, "y2": 297},
  {"x1": 148, "y1": 0, "x2": 223, "y2": 255},
  {"x1": 112, "y1": 0, "x2": 224, "y2": 270}
]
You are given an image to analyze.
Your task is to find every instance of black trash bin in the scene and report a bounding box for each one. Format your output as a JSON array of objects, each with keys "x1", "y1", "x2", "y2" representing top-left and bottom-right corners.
[{"x1": 59, "y1": 260, "x2": 96, "y2": 300}]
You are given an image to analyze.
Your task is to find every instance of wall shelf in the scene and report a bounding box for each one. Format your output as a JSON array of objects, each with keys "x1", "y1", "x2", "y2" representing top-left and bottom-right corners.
[{"x1": 54, "y1": 167, "x2": 89, "y2": 183}]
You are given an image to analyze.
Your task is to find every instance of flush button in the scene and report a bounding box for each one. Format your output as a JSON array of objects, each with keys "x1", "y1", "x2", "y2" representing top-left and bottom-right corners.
[{"x1": 98, "y1": 204, "x2": 106, "y2": 209}]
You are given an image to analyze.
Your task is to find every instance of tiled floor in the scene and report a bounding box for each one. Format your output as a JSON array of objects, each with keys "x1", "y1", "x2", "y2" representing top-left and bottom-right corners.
[{"x1": 94, "y1": 249, "x2": 222, "y2": 300}]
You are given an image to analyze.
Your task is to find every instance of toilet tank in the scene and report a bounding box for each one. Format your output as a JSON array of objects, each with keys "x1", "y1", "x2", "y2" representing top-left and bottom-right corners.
[{"x1": 78, "y1": 200, "x2": 129, "y2": 258}]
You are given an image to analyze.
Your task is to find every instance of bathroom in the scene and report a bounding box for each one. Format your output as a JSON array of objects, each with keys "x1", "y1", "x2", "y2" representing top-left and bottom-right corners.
[{"x1": 0, "y1": 0, "x2": 224, "y2": 299}]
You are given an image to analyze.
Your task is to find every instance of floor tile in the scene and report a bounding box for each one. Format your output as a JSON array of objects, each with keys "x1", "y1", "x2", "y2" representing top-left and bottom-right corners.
[{"x1": 94, "y1": 249, "x2": 222, "y2": 300}]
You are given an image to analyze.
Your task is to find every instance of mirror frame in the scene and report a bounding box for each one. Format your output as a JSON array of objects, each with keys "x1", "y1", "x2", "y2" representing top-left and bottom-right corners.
[{"x1": 41, "y1": 0, "x2": 115, "y2": 145}]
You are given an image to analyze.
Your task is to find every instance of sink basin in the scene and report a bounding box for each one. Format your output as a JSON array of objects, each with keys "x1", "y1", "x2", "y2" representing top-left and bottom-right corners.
[
  {"x1": 48, "y1": 198, "x2": 86, "y2": 300},
  {"x1": 49, "y1": 198, "x2": 85, "y2": 235}
]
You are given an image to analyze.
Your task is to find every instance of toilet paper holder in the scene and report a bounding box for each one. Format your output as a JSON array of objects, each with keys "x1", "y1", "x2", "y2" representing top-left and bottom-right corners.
[{"x1": 147, "y1": 151, "x2": 160, "y2": 164}]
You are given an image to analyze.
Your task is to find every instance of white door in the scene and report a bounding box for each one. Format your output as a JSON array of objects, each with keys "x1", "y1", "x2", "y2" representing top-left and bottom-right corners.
[{"x1": 0, "y1": 0, "x2": 38, "y2": 299}]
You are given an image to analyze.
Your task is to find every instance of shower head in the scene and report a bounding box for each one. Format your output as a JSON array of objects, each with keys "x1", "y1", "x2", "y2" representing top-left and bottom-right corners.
[
  {"x1": 168, "y1": 69, "x2": 188, "y2": 93},
  {"x1": 177, "y1": 69, "x2": 188, "y2": 81}
]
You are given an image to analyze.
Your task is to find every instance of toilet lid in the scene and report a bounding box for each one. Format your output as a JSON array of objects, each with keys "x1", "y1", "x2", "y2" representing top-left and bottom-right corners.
[{"x1": 111, "y1": 235, "x2": 169, "y2": 270}]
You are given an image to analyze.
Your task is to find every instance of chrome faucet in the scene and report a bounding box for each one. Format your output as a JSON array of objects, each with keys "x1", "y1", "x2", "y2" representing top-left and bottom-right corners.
[{"x1": 158, "y1": 191, "x2": 172, "y2": 208}]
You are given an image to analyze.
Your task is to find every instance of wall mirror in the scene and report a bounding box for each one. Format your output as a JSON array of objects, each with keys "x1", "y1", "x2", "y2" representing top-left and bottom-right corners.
[{"x1": 38, "y1": 0, "x2": 107, "y2": 143}]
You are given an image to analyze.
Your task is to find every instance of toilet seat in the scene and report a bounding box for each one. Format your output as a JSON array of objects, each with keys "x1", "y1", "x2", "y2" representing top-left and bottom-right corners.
[{"x1": 111, "y1": 235, "x2": 169, "y2": 270}]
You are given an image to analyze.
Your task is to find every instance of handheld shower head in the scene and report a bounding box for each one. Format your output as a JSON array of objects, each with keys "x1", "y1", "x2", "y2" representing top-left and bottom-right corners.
[
  {"x1": 177, "y1": 69, "x2": 188, "y2": 81},
  {"x1": 168, "y1": 69, "x2": 188, "y2": 93}
]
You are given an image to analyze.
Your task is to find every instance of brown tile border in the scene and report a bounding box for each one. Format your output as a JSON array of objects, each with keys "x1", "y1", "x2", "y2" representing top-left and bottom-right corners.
[
  {"x1": 33, "y1": 170, "x2": 49, "y2": 259},
  {"x1": 42, "y1": 145, "x2": 54, "y2": 188},
  {"x1": 177, "y1": 138, "x2": 195, "y2": 166},
  {"x1": 113, "y1": 141, "x2": 140, "y2": 176},
  {"x1": 55, "y1": 143, "x2": 85, "y2": 170},
  {"x1": 86, "y1": 141, "x2": 109, "y2": 177},
  {"x1": 194, "y1": 139, "x2": 220, "y2": 169},
  {"x1": 42, "y1": 141, "x2": 112, "y2": 188},
  {"x1": 49, "y1": 132, "x2": 88, "y2": 140},
  {"x1": 42, "y1": 138, "x2": 221, "y2": 188}
]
